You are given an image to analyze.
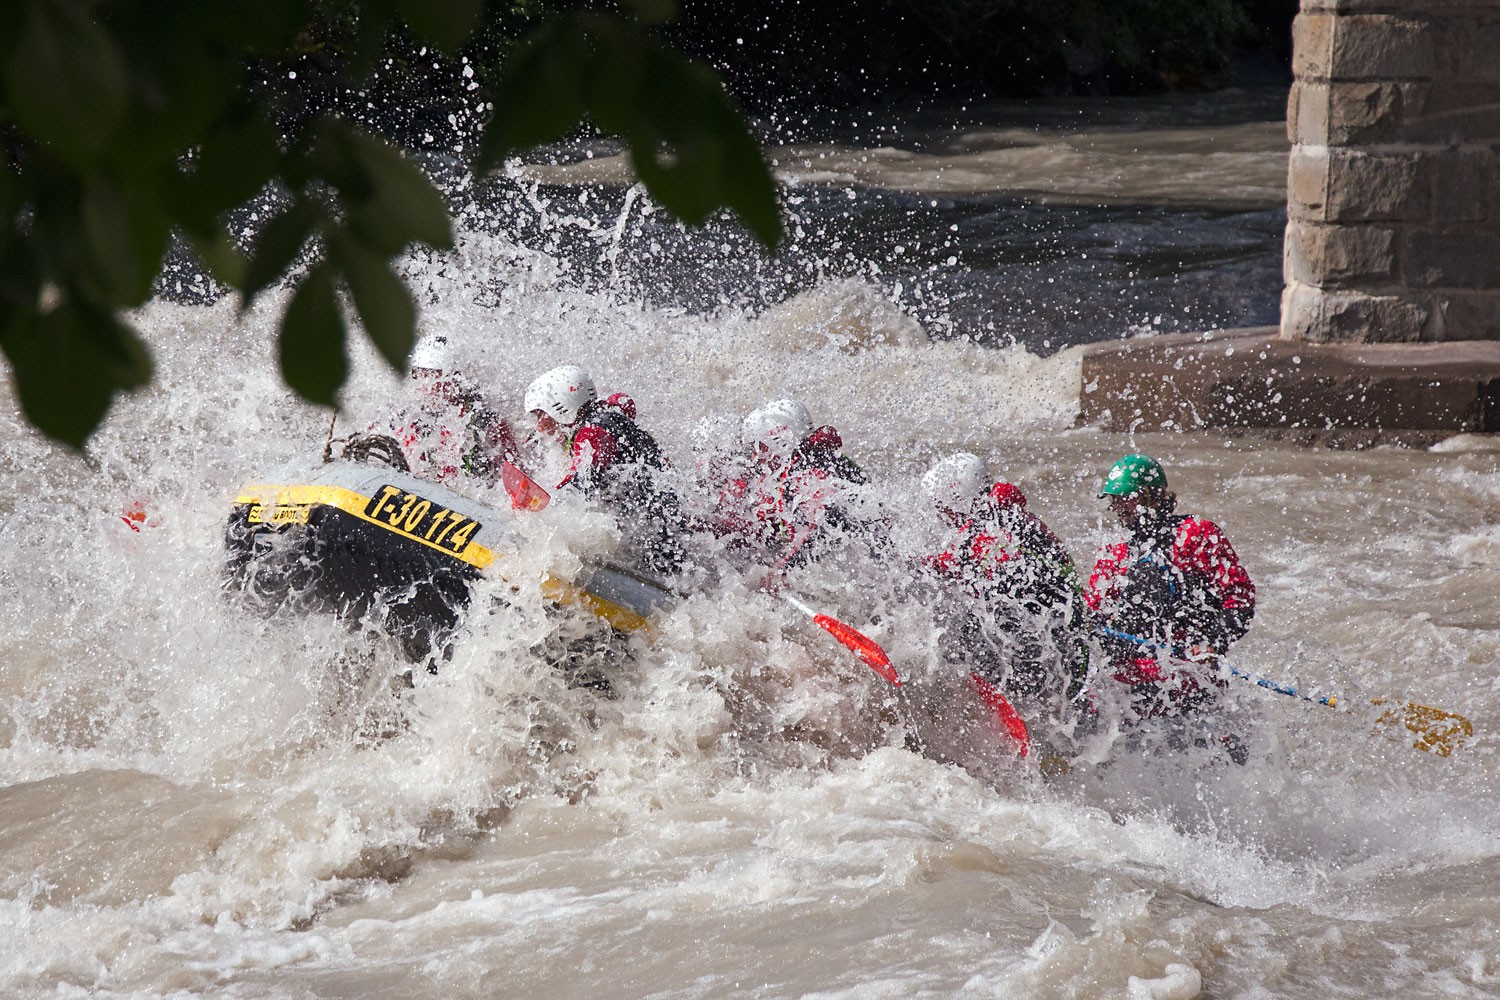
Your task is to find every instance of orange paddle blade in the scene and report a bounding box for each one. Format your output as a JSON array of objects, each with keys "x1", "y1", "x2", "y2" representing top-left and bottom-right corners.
[
  {"x1": 502, "y1": 461, "x2": 550, "y2": 512},
  {"x1": 811, "y1": 613, "x2": 901, "y2": 686},
  {"x1": 969, "y1": 673, "x2": 1032, "y2": 758}
]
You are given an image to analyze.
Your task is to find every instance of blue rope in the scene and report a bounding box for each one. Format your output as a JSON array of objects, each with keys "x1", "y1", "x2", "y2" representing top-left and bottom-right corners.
[{"x1": 1095, "y1": 626, "x2": 1337, "y2": 708}]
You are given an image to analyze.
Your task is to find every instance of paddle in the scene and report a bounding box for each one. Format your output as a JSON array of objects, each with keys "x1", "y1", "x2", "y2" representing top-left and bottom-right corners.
[
  {"x1": 968, "y1": 672, "x2": 1033, "y2": 758},
  {"x1": 503, "y1": 460, "x2": 1036, "y2": 759},
  {"x1": 1096, "y1": 627, "x2": 1474, "y2": 757},
  {"x1": 780, "y1": 592, "x2": 1041, "y2": 761},
  {"x1": 780, "y1": 592, "x2": 901, "y2": 687},
  {"x1": 502, "y1": 461, "x2": 551, "y2": 512}
]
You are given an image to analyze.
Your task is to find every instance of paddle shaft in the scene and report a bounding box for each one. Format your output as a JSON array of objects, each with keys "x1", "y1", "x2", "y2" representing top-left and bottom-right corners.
[
  {"x1": 1095, "y1": 627, "x2": 1334, "y2": 707},
  {"x1": 1096, "y1": 626, "x2": 1471, "y2": 756}
]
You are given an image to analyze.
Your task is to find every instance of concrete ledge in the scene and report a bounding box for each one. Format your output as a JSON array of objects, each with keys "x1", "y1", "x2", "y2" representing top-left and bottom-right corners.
[{"x1": 1077, "y1": 326, "x2": 1500, "y2": 447}]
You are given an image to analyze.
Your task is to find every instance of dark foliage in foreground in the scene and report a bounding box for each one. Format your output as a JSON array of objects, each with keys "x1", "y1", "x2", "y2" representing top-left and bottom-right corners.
[{"x1": 0, "y1": 0, "x2": 776, "y2": 447}]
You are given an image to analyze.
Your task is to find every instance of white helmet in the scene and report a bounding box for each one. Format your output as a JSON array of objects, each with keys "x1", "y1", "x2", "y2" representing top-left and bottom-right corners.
[
  {"x1": 922, "y1": 452, "x2": 989, "y2": 514},
  {"x1": 525, "y1": 365, "x2": 596, "y2": 425},
  {"x1": 740, "y1": 398, "x2": 812, "y2": 456},
  {"x1": 408, "y1": 333, "x2": 452, "y2": 373}
]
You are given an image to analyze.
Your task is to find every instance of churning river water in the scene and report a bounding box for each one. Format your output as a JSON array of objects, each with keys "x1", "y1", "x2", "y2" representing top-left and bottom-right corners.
[{"x1": 4, "y1": 88, "x2": 1500, "y2": 999}]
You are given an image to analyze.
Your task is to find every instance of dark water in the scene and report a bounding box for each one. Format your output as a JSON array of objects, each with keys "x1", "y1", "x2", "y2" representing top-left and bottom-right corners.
[
  {"x1": 482, "y1": 180, "x2": 1285, "y2": 353},
  {"x1": 160, "y1": 88, "x2": 1289, "y2": 354},
  {"x1": 474, "y1": 87, "x2": 1290, "y2": 353}
]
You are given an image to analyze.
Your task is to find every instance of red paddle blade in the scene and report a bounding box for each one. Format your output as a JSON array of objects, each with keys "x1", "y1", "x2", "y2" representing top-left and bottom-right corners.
[
  {"x1": 502, "y1": 461, "x2": 550, "y2": 512},
  {"x1": 969, "y1": 673, "x2": 1031, "y2": 758},
  {"x1": 812, "y1": 614, "x2": 901, "y2": 686}
]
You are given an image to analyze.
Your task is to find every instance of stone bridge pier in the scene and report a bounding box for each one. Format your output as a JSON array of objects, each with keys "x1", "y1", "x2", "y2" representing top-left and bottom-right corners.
[
  {"x1": 1285, "y1": 0, "x2": 1500, "y2": 343},
  {"x1": 1079, "y1": 0, "x2": 1500, "y2": 444}
]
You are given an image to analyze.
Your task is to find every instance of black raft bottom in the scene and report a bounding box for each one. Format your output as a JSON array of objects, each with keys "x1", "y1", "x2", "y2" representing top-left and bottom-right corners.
[{"x1": 224, "y1": 503, "x2": 482, "y2": 664}]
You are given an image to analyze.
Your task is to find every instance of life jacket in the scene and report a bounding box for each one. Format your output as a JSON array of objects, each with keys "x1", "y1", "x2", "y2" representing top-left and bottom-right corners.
[
  {"x1": 931, "y1": 485, "x2": 1078, "y2": 614},
  {"x1": 384, "y1": 377, "x2": 516, "y2": 487},
  {"x1": 586, "y1": 406, "x2": 665, "y2": 470},
  {"x1": 773, "y1": 425, "x2": 881, "y2": 559},
  {"x1": 1108, "y1": 519, "x2": 1180, "y2": 636},
  {"x1": 1085, "y1": 510, "x2": 1255, "y2": 717},
  {"x1": 711, "y1": 425, "x2": 877, "y2": 563},
  {"x1": 1105, "y1": 515, "x2": 1254, "y2": 655},
  {"x1": 788, "y1": 425, "x2": 868, "y2": 486},
  {"x1": 564, "y1": 403, "x2": 684, "y2": 573},
  {"x1": 563, "y1": 404, "x2": 668, "y2": 498},
  {"x1": 603, "y1": 392, "x2": 637, "y2": 421},
  {"x1": 926, "y1": 482, "x2": 1089, "y2": 704}
]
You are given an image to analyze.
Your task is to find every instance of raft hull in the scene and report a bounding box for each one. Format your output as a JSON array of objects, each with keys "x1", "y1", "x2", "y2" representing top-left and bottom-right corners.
[{"x1": 224, "y1": 462, "x2": 675, "y2": 660}]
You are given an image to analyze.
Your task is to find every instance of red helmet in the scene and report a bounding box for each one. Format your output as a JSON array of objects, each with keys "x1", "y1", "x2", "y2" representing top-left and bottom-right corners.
[
  {"x1": 604, "y1": 392, "x2": 637, "y2": 420},
  {"x1": 990, "y1": 482, "x2": 1027, "y2": 510}
]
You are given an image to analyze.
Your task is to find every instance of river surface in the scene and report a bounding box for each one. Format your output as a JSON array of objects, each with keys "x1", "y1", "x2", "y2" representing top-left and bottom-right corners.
[{"x1": 5, "y1": 88, "x2": 1500, "y2": 999}]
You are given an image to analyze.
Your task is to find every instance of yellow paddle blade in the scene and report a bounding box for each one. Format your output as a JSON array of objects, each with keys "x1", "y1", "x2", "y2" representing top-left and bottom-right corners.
[
  {"x1": 1037, "y1": 746, "x2": 1072, "y2": 779},
  {"x1": 1372, "y1": 699, "x2": 1474, "y2": 757}
]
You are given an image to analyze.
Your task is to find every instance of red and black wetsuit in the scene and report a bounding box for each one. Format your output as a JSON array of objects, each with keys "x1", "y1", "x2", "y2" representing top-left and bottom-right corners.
[
  {"x1": 559, "y1": 400, "x2": 684, "y2": 573},
  {"x1": 714, "y1": 426, "x2": 879, "y2": 567},
  {"x1": 1086, "y1": 508, "x2": 1255, "y2": 718},
  {"x1": 925, "y1": 484, "x2": 1088, "y2": 704},
  {"x1": 560, "y1": 404, "x2": 665, "y2": 496}
]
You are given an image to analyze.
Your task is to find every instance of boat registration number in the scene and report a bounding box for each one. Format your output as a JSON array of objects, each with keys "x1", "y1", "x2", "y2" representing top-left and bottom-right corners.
[
  {"x1": 364, "y1": 484, "x2": 482, "y2": 555},
  {"x1": 246, "y1": 503, "x2": 311, "y2": 525}
]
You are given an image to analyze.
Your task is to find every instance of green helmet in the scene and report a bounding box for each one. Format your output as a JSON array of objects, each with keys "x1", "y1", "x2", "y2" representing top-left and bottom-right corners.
[{"x1": 1099, "y1": 454, "x2": 1166, "y2": 498}]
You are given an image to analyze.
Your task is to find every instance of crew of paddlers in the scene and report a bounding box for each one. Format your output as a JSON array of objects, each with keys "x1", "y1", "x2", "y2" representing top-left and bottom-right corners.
[{"x1": 376, "y1": 338, "x2": 1257, "y2": 755}]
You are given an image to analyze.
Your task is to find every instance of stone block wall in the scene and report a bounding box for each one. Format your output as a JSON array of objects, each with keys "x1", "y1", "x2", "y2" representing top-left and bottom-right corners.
[{"x1": 1283, "y1": 0, "x2": 1500, "y2": 343}]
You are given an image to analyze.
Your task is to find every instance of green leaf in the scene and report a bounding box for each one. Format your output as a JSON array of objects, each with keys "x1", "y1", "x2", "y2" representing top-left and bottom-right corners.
[
  {"x1": 79, "y1": 176, "x2": 137, "y2": 303},
  {"x1": 330, "y1": 229, "x2": 415, "y2": 373},
  {"x1": 78, "y1": 170, "x2": 172, "y2": 307},
  {"x1": 214, "y1": 0, "x2": 305, "y2": 52},
  {"x1": 615, "y1": 45, "x2": 781, "y2": 247},
  {"x1": 586, "y1": 18, "x2": 649, "y2": 132},
  {"x1": 346, "y1": 0, "x2": 396, "y2": 76},
  {"x1": 397, "y1": 0, "x2": 481, "y2": 52},
  {"x1": 478, "y1": 14, "x2": 781, "y2": 249},
  {"x1": 104, "y1": 6, "x2": 243, "y2": 161},
  {"x1": 0, "y1": 167, "x2": 16, "y2": 257},
  {"x1": 0, "y1": 293, "x2": 153, "y2": 448},
  {"x1": 0, "y1": 226, "x2": 41, "y2": 322},
  {"x1": 188, "y1": 228, "x2": 247, "y2": 290},
  {"x1": 477, "y1": 19, "x2": 591, "y2": 166},
  {"x1": 2, "y1": 0, "x2": 129, "y2": 166},
  {"x1": 242, "y1": 199, "x2": 322, "y2": 305},
  {"x1": 184, "y1": 113, "x2": 279, "y2": 230},
  {"x1": 620, "y1": 0, "x2": 678, "y2": 24},
  {"x1": 278, "y1": 263, "x2": 347, "y2": 408},
  {"x1": 336, "y1": 127, "x2": 453, "y2": 255}
]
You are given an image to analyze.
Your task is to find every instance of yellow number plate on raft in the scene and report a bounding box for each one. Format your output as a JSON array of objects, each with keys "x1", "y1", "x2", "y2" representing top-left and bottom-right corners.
[
  {"x1": 246, "y1": 503, "x2": 312, "y2": 525},
  {"x1": 364, "y1": 484, "x2": 482, "y2": 556}
]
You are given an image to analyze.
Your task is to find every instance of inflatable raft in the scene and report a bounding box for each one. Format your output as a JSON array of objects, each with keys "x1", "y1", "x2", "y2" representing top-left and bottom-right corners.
[{"x1": 224, "y1": 458, "x2": 676, "y2": 661}]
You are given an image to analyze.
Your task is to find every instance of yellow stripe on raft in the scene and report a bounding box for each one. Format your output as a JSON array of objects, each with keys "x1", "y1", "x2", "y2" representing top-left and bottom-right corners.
[
  {"x1": 234, "y1": 484, "x2": 497, "y2": 570},
  {"x1": 234, "y1": 483, "x2": 656, "y2": 635},
  {"x1": 540, "y1": 575, "x2": 653, "y2": 635}
]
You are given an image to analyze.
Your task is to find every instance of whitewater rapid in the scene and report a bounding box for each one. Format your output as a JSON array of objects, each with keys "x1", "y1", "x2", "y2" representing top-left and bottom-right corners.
[{"x1": 4, "y1": 92, "x2": 1500, "y2": 999}]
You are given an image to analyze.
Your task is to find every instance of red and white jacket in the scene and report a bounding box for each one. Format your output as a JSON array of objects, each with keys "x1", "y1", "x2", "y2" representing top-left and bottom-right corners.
[
  {"x1": 925, "y1": 483, "x2": 1079, "y2": 612},
  {"x1": 1085, "y1": 514, "x2": 1255, "y2": 715},
  {"x1": 385, "y1": 377, "x2": 517, "y2": 488},
  {"x1": 713, "y1": 426, "x2": 870, "y2": 562}
]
